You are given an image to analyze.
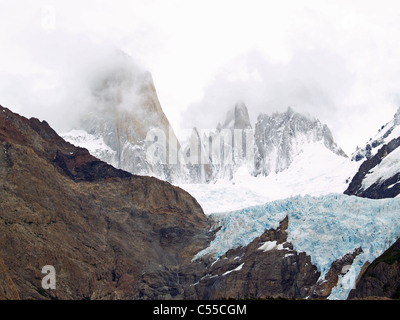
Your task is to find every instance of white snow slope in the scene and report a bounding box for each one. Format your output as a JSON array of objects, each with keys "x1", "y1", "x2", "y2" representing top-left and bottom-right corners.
[
  {"x1": 179, "y1": 141, "x2": 359, "y2": 214},
  {"x1": 362, "y1": 145, "x2": 400, "y2": 191},
  {"x1": 62, "y1": 129, "x2": 118, "y2": 166},
  {"x1": 352, "y1": 106, "x2": 400, "y2": 161}
]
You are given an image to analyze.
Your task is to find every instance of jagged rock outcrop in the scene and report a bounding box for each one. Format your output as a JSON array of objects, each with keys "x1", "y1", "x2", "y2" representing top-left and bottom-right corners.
[
  {"x1": 221, "y1": 100, "x2": 252, "y2": 130},
  {"x1": 348, "y1": 238, "x2": 400, "y2": 299},
  {"x1": 185, "y1": 214, "x2": 364, "y2": 300},
  {"x1": 352, "y1": 107, "x2": 400, "y2": 162},
  {"x1": 254, "y1": 107, "x2": 347, "y2": 176},
  {"x1": 63, "y1": 52, "x2": 185, "y2": 183},
  {"x1": 185, "y1": 215, "x2": 365, "y2": 300},
  {"x1": 345, "y1": 107, "x2": 400, "y2": 199},
  {"x1": 344, "y1": 136, "x2": 400, "y2": 199},
  {"x1": 180, "y1": 101, "x2": 254, "y2": 182},
  {"x1": 0, "y1": 105, "x2": 212, "y2": 300},
  {"x1": 344, "y1": 108, "x2": 400, "y2": 299},
  {"x1": 212, "y1": 101, "x2": 254, "y2": 180},
  {"x1": 184, "y1": 217, "x2": 321, "y2": 299},
  {"x1": 311, "y1": 247, "x2": 363, "y2": 298}
]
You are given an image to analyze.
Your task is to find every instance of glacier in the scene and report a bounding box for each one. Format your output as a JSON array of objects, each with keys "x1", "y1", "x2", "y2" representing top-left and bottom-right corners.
[{"x1": 193, "y1": 193, "x2": 400, "y2": 300}]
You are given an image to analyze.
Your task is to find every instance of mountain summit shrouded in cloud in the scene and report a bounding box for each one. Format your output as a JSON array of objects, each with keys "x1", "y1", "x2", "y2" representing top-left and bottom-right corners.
[
  {"x1": 64, "y1": 50, "x2": 184, "y2": 182},
  {"x1": 3, "y1": 1, "x2": 400, "y2": 303},
  {"x1": 1, "y1": 1, "x2": 400, "y2": 156}
]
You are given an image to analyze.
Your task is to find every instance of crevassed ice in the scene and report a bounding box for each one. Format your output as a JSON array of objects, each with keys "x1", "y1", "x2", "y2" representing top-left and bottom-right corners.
[{"x1": 193, "y1": 193, "x2": 400, "y2": 300}]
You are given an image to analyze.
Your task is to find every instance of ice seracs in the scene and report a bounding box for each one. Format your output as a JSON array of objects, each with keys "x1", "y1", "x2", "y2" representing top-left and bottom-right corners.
[{"x1": 193, "y1": 193, "x2": 400, "y2": 300}]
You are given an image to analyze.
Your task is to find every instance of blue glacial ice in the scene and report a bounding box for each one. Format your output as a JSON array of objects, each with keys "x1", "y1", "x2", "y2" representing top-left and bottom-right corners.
[{"x1": 194, "y1": 193, "x2": 400, "y2": 299}]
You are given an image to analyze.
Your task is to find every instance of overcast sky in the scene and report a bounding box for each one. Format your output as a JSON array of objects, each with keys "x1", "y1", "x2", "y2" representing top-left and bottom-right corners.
[{"x1": 1, "y1": 0, "x2": 400, "y2": 155}]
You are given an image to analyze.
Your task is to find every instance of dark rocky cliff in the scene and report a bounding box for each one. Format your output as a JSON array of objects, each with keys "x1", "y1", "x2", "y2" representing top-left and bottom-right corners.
[
  {"x1": 344, "y1": 131, "x2": 400, "y2": 298},
  {"x1": 0, "y1": 105, "x2": 212, "y2": 300},
  {"x1": 1, "y1": 104, "x2": 391, "y2": 301},
  {"x1": 348, "y1": 238, "x2": 400, "y2": 299},
  {"x1": 344, "y1": 136, "x2": 400, "y2": 199},
  {"x1": 185, "y1": 216, "x2": 362, "y2": 300}
]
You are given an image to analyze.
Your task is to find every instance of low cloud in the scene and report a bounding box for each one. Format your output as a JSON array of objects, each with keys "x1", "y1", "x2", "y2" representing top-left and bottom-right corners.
[
  {"x1": 183, "y1": 49, "x2": 353, "y2": 129},
  {"x1": 1, "y1": 1, "x2": 400, "y2": 156},
  {"x1": 0, "y1": 21, "x2": 148, "y2": 133}
]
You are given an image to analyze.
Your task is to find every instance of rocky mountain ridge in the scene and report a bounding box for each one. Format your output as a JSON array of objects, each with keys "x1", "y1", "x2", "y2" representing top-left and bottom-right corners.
[
  {"x1": 0, "y1": 105, "x2": 213, "y2": 300},
  {"x1": 62, "y1": 57, "x2": 348, "y2": 184},
  {"x1": 185, "y1": 216, "x2": 363, "y2": 300},
  {"x1": 0, "y1": 104, "x2": 369, "y2": 300},
  {"x1": 68, "y1": 52, "x2": 184, "y2": 183},
  {"x1": 341, "y1": 107, "x2": 400, "y2": 299},
  {"x1": 352, "y1": 107, "x2": 400, "y2": 162},
  {"x1": 345, "y1": 107, "x2": 400, "y2": 199},
  {"x1": 254, "y1": 107, "x2": 347, "y2": 176},
  {"x1": 3, "y1": 102, "x2": 400, "y2": 300},
  {"x1": 345, "y1": 136, "x2": 400, "y2": 198}
]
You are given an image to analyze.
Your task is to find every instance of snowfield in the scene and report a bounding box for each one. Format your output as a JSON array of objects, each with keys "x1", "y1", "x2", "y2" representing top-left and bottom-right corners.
[
  {"x1": 62, "y1": 129, "x2": 118, "y2": 166},
  {"x1": 362, "y1": 145, "x2": 400, "y2": 191},
  {"x1": 178, "y1": 141, "x2": 359, "y2": 214}
]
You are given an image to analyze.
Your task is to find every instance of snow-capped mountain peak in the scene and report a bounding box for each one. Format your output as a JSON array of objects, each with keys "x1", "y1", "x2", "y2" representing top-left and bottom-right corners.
[
  {"x1": 352, "y1": 106, "x2": 400, "y2": 162},
  {"x1": 221, "y1": 100, "x2": 252, "y2": 130},
  {"x1": 62, "y1": 53, "x2": 184, "y2": 182},
  {"x1": 254, "y1": 107, "x2": 347, "y2": 176},
  {"x1": 345, "y1": 106, "x2": 400, "y2": 199}
]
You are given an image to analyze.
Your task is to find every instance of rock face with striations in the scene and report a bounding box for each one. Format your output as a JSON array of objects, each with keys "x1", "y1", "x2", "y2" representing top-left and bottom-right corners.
[
  {"x1": 344, "y1": 136, "x2": 400, "y2": 199},
  {"x1": 63, "y1": 51, "x2": 185, "y2": 183},
  {"x1": 185, "y1": 216, "x2": 360, "y2": 300},
  {"x1": 187, "y1": 101, "x2": 255, "y2": 182},
  {"x1": 0, "y1": 257, "x2": 19, "y2": 300},
  {"x1": 185, "y1": 217, "x2": 320, "y2": 299},
  {"x1": 344, "y1": 108, "x2": 400, "y2": 298},
  {"x1": 0, "y1": 105, "x2": 212, "y2": 300},
  {"x1": 254, "y1": 107, "x2": 347, "y2": 176},
  {"x1": 345, "y1": 108, "x2": 400, "y2": 199},
  {"x1": 348, "y1": 238, "x2": 400, "y2": 299},
  {"x1": 220, "y1": 100, "x2": 252, "y2": 130},
  {"x1": 352, "y1": 107, "x2": 400, "y2": 162}
]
